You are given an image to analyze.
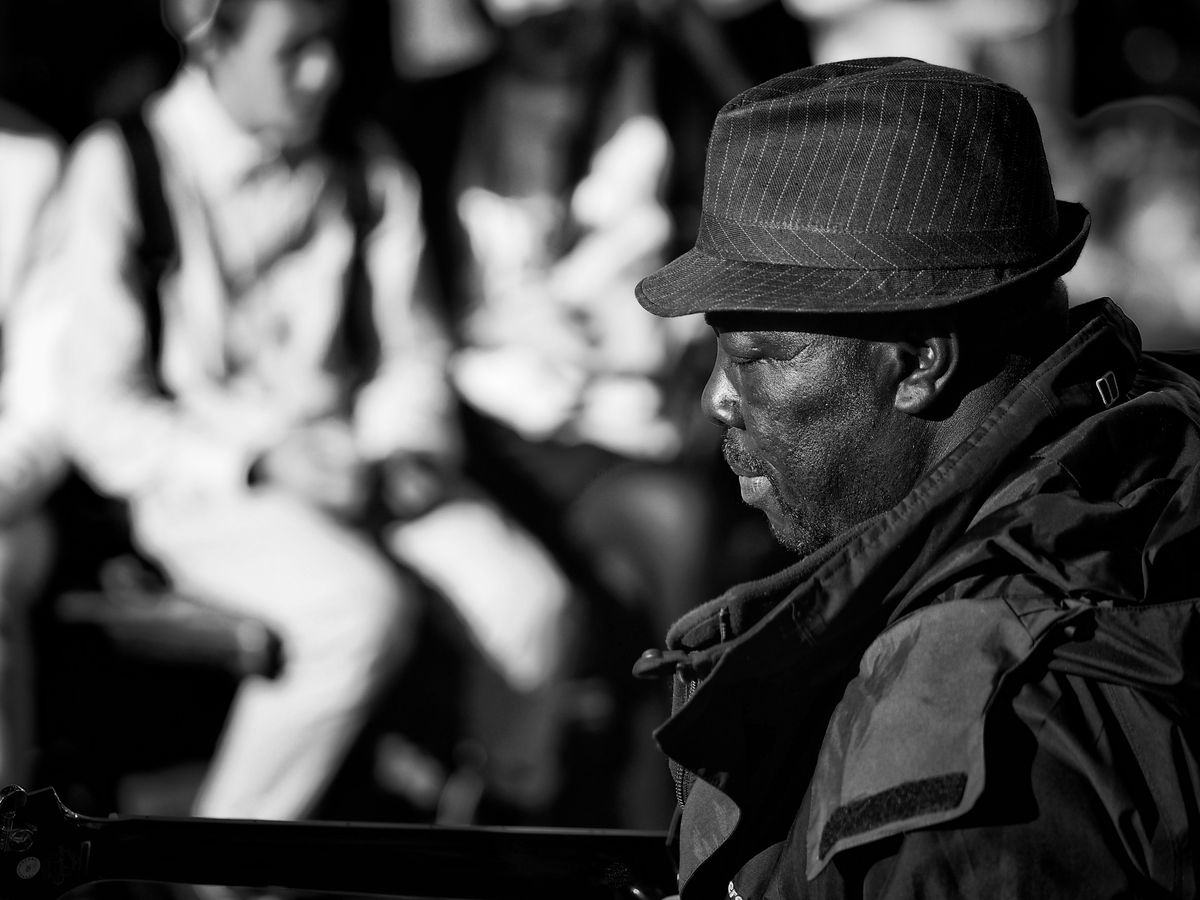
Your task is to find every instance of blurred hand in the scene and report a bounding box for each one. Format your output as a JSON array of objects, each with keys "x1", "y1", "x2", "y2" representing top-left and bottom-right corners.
[
  {"x1": 381, "y1": 452, "x2": 453, "y2": 521},
  {"x1": 254, "y1": 418, "x2": 372, "y2": 520}
]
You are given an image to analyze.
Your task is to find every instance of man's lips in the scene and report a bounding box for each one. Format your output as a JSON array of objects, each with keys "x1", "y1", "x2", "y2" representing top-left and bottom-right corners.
[
  {"x1": 737, "y1": 474, "x2": 773, "y2": 505},
  {"x1": 723, "y1": 433, "x2": 763, "y2": 474},
  {"x1": 726, "y1": 460, "x2": 760, "y2": 477}
]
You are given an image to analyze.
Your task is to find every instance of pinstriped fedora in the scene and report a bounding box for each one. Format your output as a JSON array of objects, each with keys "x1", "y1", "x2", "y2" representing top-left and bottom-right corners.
[{"x1": 636, "y1": 57, "x2": 1090, "y2": 316}]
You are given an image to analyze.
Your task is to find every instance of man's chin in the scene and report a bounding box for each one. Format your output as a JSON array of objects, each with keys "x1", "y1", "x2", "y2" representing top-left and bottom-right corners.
[
  {"x1": 768, "y1": 522, "x2": 809, "y2": 557},
  {"x1": 270, "y1": 116, "x2": 326, "y2": 153},
  {"x1": 764, "y1": 506, "x2": 824, "y2": 559},
  {"x1": 739, "y1": 479, "x2": 825, "y2": 557}
]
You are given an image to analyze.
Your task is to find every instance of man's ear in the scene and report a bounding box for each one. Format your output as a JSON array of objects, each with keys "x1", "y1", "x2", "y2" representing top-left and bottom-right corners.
[{"x1": 891, "y1": 333, "x2": 960, "y2": 416}]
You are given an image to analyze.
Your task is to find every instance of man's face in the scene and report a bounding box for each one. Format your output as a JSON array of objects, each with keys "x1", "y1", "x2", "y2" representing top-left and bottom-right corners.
[
  {"x1": 206, "y1": 0, "x2": 345, "y2": 150},
  {"x1": 704, "y1": 313, "x2": 926, "y2": 557}
]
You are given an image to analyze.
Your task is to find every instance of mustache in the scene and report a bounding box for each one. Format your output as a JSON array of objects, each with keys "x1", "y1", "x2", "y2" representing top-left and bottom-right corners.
[{"x1": 722, "y1": 431, "x2": 765, "y2": 476}]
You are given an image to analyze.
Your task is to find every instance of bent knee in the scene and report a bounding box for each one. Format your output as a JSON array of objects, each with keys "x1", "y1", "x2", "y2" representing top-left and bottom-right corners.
[{"x1": 290, "y1": 559, "x2": 423, "y2": 670}]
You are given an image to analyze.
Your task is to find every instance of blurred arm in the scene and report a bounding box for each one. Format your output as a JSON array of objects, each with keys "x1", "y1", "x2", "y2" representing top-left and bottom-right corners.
[{"x1": 0, "y1": 123, "x2": 69, "y2": 522}]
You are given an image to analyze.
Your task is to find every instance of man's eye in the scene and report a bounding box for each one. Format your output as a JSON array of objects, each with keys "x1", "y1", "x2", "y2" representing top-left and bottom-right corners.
[{"x1": 728, "y1": 355, "x2": 763, "y2": 368}]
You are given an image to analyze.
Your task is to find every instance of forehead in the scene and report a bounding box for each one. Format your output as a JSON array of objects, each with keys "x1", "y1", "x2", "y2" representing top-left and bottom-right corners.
[
  {"x1": 705, "y1": 309, "x2": 933, "y2": 345},
  {"x1": 706, "y1": 311, "x2": 818, "y2": 333},
  {"x1": 233, "y1": 0, "x2": 344, "y2": 47},
  {"x1": 704, "y1": 312, "x2": 840, "y2": 351}
]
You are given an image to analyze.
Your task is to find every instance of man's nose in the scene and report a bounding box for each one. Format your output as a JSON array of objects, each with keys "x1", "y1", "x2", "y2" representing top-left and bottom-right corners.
[{"x1": 702, "y1": 364, "x2": 743, "y2": 429}]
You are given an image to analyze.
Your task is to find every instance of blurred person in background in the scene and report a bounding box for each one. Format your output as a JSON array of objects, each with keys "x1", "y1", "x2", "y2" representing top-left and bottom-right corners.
[
  {"x1": 779, "y1": 0, "x2": 1066, "y2": 77},
  {"x1": 383, "y1": 0, "x2": 815, "y2": 826},
  {"x1": 441, "y1": 0, "x2": 720, "y2": 826},
  {"x1": 36, "y1": 0, "x2": 463, "y2": 826},
  {"x1": 779, "y1": 0, "x2": 1076, "y2": 156},
  {"x1": 1061, "y1": 97, "x2": 1200, "y2": 351},
  {"x1": 0, "y1": 100, "x2": 69, "y2": 790}
]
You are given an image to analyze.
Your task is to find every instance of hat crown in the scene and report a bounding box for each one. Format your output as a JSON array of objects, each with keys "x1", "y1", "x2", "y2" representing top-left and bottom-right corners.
[
  {"x1": 698, "y1": 57, "x2": 1058, "y2": 270},
  {"x1": 635, "y1": 56, "x2": 1090, "y2": 317}
]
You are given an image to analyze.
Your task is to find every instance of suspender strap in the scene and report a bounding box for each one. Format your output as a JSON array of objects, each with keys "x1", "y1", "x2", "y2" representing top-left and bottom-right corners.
[
  {"x1": 336, "y1": 154, "x2": 382, "y2": 383},
  {"x1": 115, "y1": 113, "x2": 379, "y2": 389},
  {"x1": 116, "y1": 112, "x2": 178, "y2": 398}
]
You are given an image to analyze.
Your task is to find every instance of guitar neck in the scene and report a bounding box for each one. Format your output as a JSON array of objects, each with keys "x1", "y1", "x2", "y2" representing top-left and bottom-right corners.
[{"x1": 55, "y1": 806, "x2": 675, "y2": 899}]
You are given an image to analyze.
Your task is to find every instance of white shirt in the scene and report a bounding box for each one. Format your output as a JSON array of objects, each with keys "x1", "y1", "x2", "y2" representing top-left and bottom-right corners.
[
  {"x1": 44, "y1": 67, "x2": 460, "y2": 502},
  {"x1": 453, "y1": 113, "x2": 703, "y2": 460}
]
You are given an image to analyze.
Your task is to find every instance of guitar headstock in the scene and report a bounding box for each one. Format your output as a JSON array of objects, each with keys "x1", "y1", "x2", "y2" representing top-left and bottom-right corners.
[{"x1": 0, "y1": 786, "x2": 90, "y2": 900}]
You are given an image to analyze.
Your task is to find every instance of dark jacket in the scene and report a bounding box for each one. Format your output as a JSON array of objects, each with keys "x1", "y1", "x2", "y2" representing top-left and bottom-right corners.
[{"x1": 636, "y1": 299, "x2": 1200, "y2": 898}]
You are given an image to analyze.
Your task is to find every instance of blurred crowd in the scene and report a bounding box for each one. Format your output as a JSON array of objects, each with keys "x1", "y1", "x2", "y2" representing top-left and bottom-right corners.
[{"x1": 0, "y1": 0, "x2": 1196, "y2": 847}]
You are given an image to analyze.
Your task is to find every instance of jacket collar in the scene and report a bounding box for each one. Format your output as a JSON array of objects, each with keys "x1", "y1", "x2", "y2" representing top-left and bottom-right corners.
[{"x1": 151, "y1": 66, "x2": 293, "y2": 199}]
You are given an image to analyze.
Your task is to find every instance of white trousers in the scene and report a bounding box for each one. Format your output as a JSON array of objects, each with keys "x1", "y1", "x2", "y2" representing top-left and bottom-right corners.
[{"x1": 133, "y1": 488, "x2": 418, "y2": 821}]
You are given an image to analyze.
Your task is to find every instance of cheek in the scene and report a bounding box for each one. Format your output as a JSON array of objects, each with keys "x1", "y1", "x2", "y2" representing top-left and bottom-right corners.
[
  {"x1": 769, "y1": 424, "x2": 835, "y2": 502},
  {"x1": 741, "y1": 394, "x2": 828, "y2": 490},
  {"x1": 736, "y1": 387, "x2": 793, "y2": 465},
  {"x1": 267, "y1": 65, "x2": 297, "y2": 106},
  {"x1": 227, "y1": 59, "x2": 278, "y2": 117},
  {"x1": 749, "y1": 390, "x2": 877, "y2": 503}
]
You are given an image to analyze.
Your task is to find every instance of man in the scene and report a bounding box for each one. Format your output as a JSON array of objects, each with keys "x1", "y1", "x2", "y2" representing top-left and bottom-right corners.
[
  {"x1": 42, "y1": 0, "x2": 458, "y2": 822},
  {"x1": 632, "y1": 58, "x2": 1200, "y2": 897}
]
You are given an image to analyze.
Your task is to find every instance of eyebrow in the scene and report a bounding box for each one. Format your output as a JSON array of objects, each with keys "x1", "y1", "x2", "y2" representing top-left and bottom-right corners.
[
  {"x1": 706, "y1": 312, "x2": 823, "y2": 338},
  {"x1": 707, "y1": 311, "x2": 812, "y2": 330}
]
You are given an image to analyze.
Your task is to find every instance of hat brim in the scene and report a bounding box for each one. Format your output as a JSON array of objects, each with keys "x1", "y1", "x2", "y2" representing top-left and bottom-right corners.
[{"x1": 636, "y1": 201, "x2": 1091, "y2": 318}]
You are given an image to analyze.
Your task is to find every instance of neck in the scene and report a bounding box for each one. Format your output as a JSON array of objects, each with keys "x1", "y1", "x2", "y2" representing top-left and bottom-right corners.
[{"x1": 928, "y1": 364, "x2": 1027, "y2": 469}]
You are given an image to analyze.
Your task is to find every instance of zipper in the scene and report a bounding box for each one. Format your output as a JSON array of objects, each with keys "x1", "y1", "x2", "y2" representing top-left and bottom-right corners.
[
  {"x1": 671, "y1": 673, "x2": 698, "y2": 808},
  {"x1": 669, "y1": 605, "x2": 730, "y2": 809}
]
